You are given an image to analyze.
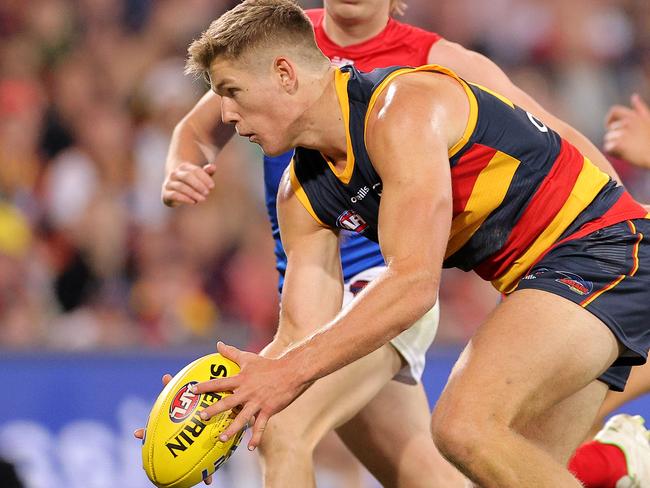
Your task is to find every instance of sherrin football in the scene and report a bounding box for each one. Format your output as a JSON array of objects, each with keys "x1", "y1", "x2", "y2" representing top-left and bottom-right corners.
[{"x1": 142, "y1": 353, "x2": 244, "y2": 488}]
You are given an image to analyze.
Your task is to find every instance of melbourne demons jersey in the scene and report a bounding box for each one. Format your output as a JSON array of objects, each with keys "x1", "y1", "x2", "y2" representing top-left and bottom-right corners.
[
  {"x1": 290, "y1": 65, "x2": 648, "y2": 293},
  {"x1": 264, "y1": 9, "x2": 441, "y2": 290}
]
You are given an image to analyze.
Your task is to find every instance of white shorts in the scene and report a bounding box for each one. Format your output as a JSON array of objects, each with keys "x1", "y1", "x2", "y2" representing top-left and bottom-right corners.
[{"x1": 343, "y1": 266, "x2": 440, "y2": 384}]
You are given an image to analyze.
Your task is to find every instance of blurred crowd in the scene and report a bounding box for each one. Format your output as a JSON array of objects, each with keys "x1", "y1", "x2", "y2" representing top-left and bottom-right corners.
[{"x1": 0, "y1": 0, "x2": 649, "y2": 351}]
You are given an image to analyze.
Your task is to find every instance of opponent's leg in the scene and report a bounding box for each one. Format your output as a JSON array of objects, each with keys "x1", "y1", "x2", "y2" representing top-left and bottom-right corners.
[
  {"x1": 257, "y1": 342, "x2": 403, "y2": 488},
  {"x1": 430, "y1": 288, "x2": 621, "y2": 488},
  {"x1": 337, "y1": 379, "x2": 466, "y2": 487}
]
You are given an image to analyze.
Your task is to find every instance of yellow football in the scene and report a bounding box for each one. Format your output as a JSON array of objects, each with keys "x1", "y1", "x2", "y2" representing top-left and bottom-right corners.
[{"x1": 142, "y1": 353, "x2": 244, "y2": 488}]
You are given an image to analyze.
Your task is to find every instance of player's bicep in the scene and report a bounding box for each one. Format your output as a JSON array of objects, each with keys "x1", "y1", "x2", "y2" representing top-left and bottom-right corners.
[
  {"x1": 276, "y1": 171, "x2": 343, "y2": 339},
  {"x1": 365, "y1": 80, "x2": 454, "y2": 290}
]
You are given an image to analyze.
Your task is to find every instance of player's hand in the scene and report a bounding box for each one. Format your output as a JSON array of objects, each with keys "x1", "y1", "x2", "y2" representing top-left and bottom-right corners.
[
  {"x1": 134, "y1": 374, "x2": 214, "y2": 485},
  {"x1": 162, "y1": 162, "x2": 217, "y2": 207},
  {"x1": 190, "y1": 342, "x2": 310, "y2": 451},
  {"x1": 604, "y1": 94, "x2": 650, "y2": 169}
]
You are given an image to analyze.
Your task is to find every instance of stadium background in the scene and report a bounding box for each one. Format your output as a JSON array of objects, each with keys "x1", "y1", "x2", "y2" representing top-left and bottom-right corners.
[{"x1": 0, "y1": 0, "x2": 649, "y2": 486}]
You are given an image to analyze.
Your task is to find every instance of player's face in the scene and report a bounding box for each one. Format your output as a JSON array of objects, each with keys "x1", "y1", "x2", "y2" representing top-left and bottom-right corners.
[
  {"x1": 324, "y1": 0, "x2": 391, "y2": 23},
  {"x1": 209, "y1": 57, "x2": 294, "y2": 157}
]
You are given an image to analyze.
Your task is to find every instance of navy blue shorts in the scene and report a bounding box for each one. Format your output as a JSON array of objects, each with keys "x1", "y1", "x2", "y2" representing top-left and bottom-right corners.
[{"x1": 515, "y1": 219, "x2": 650, "y2": 391}]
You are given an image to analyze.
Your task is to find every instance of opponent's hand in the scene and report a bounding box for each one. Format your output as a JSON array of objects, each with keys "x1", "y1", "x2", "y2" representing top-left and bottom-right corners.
[
  {"x1": 190, "y1": 342, "x2": 310, "y2": 452},
  {"x1": 134, "y1": 373, "x2": 214, "y2": 485},
  {"x1": 162, "y1": 162, "x2": 217, "y2": 207},
  {"x1": 604, "y1": 94, "x2": 650, "y2": 169}
]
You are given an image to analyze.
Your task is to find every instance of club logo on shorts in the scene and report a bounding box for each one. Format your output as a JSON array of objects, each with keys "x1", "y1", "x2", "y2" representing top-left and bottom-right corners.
[
  {"x1": 169, "y1": 382, "x2": 200, "y2": 423},
  {"x1": 337, "y1": 210, "x2": 368, "y2": 233},
  {"x1": 555, "y1": 271, "x2": 593, "y2": 296},
  {"x1": 349, "y1": 279, "x2": 370, "y2": 296}
]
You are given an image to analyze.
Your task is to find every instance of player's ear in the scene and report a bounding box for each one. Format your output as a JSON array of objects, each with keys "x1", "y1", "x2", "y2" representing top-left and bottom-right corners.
[{"x1": 274, "y1": 57, "x2": 298, "y2": 94}]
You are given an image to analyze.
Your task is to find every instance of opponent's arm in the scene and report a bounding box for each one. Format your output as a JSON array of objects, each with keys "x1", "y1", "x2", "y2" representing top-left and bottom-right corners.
[
  {"x1": 258, "y1": 170, "x2": 344, "y2": 359},
  {"x1": 429, "y1": 39, "x2": 623, "y2": 183},
  {"x1": 162, "y1": 90, "x2": 236, "y2": 207}
]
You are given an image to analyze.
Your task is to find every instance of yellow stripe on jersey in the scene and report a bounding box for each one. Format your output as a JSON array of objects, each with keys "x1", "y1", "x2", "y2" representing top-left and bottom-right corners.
[
  {"x1": 468, "y1": 82, "x2": 515, "y2": 109},
  {"x1": 493, "y1": 158, "x2": 610, "y2": 293},
  {"x1": 445, "y1": 150, "x2": 521, "y2": 258},
  {"x1": 327, "y1": 69, "x2": 355, "y2": 184},
  {"x1": 289, "y1": 159, "x2": 328, "y2": 227},
  {"x1": 361, "y1": 65, "x2": 479, "y2": 158}
]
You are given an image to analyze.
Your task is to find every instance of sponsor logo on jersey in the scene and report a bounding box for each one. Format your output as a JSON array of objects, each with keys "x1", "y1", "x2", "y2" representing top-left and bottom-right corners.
[
  {"x1": 337, "y1": 210, "x2": 368, "y2": 233},
  {"x1": 351, "y1": 186, "x2": 370, "y2": 203},
  {"x1": 169, "y1": 382, "x2": 200, "y2": 423},
  {"x1": 372, "y1": 182, "x2": 383, "y2": 196},
  {"x1": 555, "y1": 271, "x2": 593, "y2": 296}
]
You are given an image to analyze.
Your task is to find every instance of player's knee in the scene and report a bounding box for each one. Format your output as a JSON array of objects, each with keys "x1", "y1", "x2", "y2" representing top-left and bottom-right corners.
[
  {"x1": 430, "y1": 404, "x2": 494, "y2": 469},
  {"x1": 258, "y1": 414, "x2": 316, "y2": 462}
]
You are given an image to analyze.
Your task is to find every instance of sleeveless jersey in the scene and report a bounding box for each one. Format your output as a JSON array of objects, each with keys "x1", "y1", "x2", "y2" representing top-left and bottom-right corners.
[
  {"x1": 263, "y1": 9, "x2": 441, "y2": 291},
  {"x1": 290, "y1": 65, "x2": 648, "y2": 293}
]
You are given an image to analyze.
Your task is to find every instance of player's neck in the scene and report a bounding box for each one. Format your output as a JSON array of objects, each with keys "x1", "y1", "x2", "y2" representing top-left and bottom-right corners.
[
  {"x1": 292, "y1": 68, "x2": 348, "y2": 163},
  {"x1": 322, "y1": 11, "x2": 390, "y2": 47}
]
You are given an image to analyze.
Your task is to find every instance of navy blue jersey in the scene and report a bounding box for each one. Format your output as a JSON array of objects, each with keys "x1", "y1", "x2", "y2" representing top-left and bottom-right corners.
[
  {"x1": 264, "y1": 151, "x2": 384, "y2": 292},
  {"x1": 290, "y1": 65, "x2": 648, "y2": 293}
]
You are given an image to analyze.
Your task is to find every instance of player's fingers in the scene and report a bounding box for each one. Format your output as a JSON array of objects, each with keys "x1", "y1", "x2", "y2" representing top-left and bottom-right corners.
[
  {"x1": 605, "y1": 105, "x2": 634, "y2": 126},
  {"x1": 603, "y1": 130, "x2": 623, "y2": 154},
  {"x1": 247, "y1": 412, "x2": 270, "y2": 451},
  {"x1": 192, "y1": 166, "x2": 216, "y2": 190},
  {"x1": 199, "y1": 393, "x2": 241, "y2": 421},
  {"x1": 134, "y1": 428, "x2": 145, "y2": 439},
  {"x1": 177, "y1": 168, "x2": 213, "y2": 196},
  {"x1": 631, "y1": 93, "x2": 650, "y2": 117},
  {"x1": 203, "y1": 474, "x2": 213, "y2": 485},
  {"x1": 203, "y1": 163, "x2": 217, "y2": 176},
  {"x1": 166, "y1": 180, "x2": 207, "y2": 203},
  {"x1": 161, "y1": 373, "x2": 173, "y2": 386},
  {"x1": 218, "y1": 404, "x2": 257, "y2": 442},
  {"x1": 162, "y1": 190, "x2": 197, "y2": 207},
  {"x1": 216, "y1": 341, "x2": 244, "y2": 365},
  {"x1": 191, "y1": 376, "x2": 238, "y2": 395}
]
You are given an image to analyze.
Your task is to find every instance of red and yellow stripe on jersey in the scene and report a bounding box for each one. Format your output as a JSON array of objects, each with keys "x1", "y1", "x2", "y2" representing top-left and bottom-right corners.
[{"x1": 290, "y1": 64, "x2": 648, "y2": 293}]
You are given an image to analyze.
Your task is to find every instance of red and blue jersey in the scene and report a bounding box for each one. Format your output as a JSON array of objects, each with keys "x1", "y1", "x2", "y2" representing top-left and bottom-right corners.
[
  {"x1": 290, "y1": 65, "x2": 648, "y2": 293},
  {"x1": 264, "y1": 9, "x2": 441, "y2": 291}
]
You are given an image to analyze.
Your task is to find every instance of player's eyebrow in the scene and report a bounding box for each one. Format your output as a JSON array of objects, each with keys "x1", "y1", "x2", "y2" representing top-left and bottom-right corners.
[{"x1": 213, "y1": 78, "x2": 236, "y2": 95}]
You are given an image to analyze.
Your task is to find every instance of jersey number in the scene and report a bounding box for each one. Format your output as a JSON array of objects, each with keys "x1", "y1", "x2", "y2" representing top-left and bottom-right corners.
[{"x1": 526, "y1": 112, "x2": 548, "y2": 133}]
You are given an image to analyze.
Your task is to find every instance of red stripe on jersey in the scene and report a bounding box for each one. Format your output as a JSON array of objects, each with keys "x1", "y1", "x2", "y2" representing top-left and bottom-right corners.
[
  {"x1": 451, "y1": 144, "x2": 498, "y2": 216},
  {"x1": 475, "y1": 139, "x2": 583, "y2": 280}
]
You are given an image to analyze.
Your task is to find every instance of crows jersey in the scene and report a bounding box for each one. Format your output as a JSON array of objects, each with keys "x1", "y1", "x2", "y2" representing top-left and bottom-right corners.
[
  {"x1": 290, "y1": 64, "x2": 648, "y2": 293},
  {"x1": 264, "y1": 9, "x2": 441, "y2": 291}
]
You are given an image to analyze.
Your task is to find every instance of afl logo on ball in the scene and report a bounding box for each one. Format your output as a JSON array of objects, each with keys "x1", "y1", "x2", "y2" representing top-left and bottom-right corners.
[{"x1": 169, "y1": 382, "x2": 200, "y2": 423}]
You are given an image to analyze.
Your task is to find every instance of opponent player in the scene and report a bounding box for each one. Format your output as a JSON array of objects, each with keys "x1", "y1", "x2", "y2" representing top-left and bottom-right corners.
[
  {"x1": 184, "y1": 2, "x2": 650, "y2": 486},
  {"x1": 157, "y1": 1, "x2": 646, "y2": 486}
]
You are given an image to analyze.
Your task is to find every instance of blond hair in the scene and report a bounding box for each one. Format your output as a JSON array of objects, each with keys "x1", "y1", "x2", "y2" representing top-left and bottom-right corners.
[{"x1": 186, "y1": 0, "x2": 325, "y2": 79}]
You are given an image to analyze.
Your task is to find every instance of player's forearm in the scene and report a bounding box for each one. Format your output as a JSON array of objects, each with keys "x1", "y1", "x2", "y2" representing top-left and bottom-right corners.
[
  {"x1": 280, "y1": 265, "x2": 437, "y2": 386},
  {"x1": 166, "y1": 115, "x2": 217, "y2": 176}
]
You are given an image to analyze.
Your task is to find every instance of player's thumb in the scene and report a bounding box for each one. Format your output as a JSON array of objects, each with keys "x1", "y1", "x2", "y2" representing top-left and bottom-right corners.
[
  {"x1": 631, "y1": 93, "x2": 650, "y2": 117},
  {"x1": 203, "y1": 163, "x2": 217, "y2": 176}
]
